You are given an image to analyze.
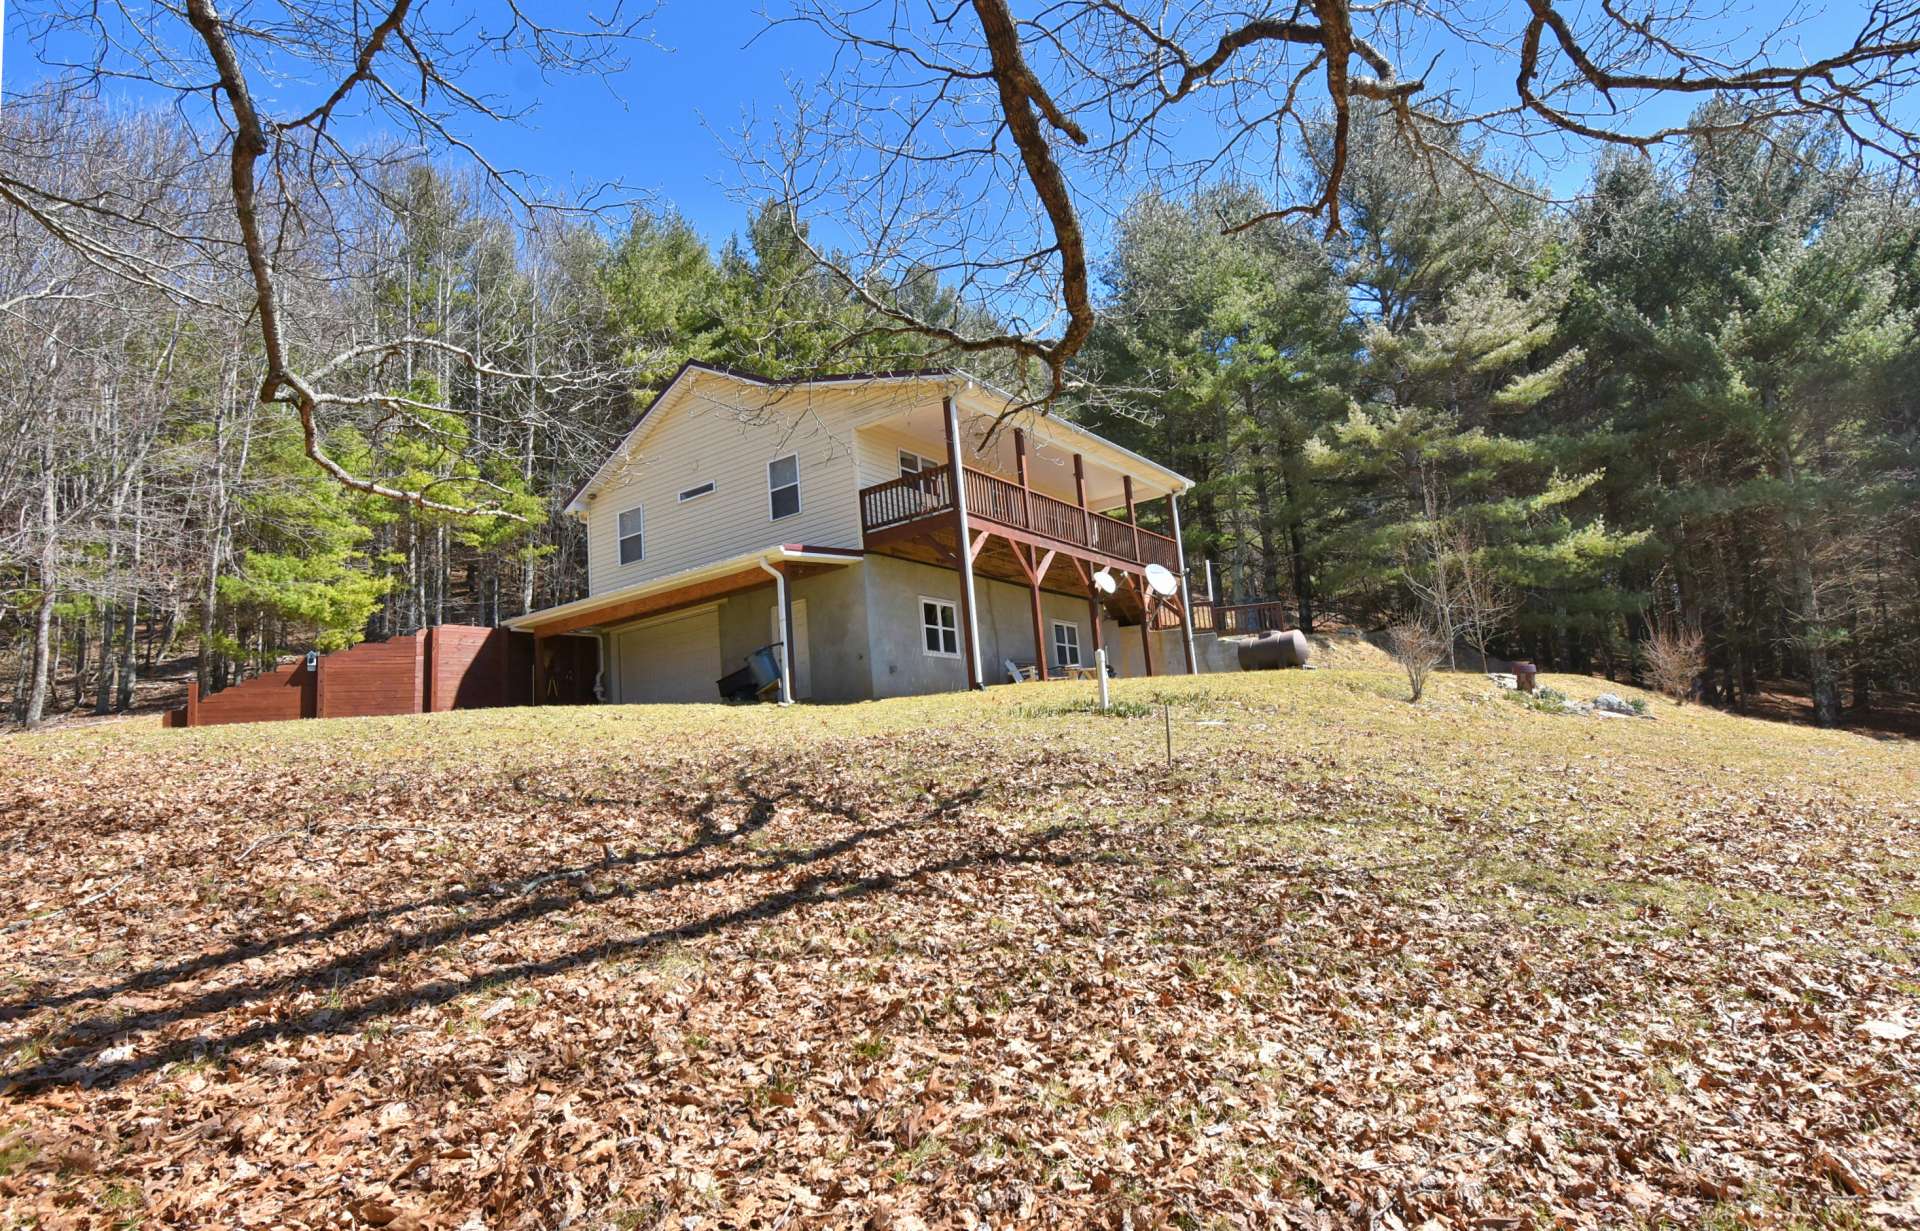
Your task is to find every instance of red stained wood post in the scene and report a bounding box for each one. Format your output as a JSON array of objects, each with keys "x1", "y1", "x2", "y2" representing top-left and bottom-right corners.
[
  {"x1": 1074, "y1": 454, "x2": 1103, "y2": 662},
  {"x1": 1010, "y1": 432, "x2": 1049, "y2": 680},
  {"x1": 944, "y1": 395, "x2": 984, "y2": 689},
  {"x1": 1014, "y1": 428, "x2": 1034, "y2": 531},
  {"x1": 1139, "y1": 587, "x2": 1158, "y2": 677},
  {"x1": 1123, "y1": 475, "x2": 1141, "y2": 561},
  {"x1": 184, "y1": 678, "x2": 200, "y2": 726}
]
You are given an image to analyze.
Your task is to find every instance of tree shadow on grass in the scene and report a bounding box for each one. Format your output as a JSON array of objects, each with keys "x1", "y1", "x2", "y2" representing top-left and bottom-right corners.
[
  {"x1": 3, "y1": 771, "x2": 1007, "y2": 1091},
  {"x1": 0, "y1": 763, "x2": 843, "y2": 1027}
]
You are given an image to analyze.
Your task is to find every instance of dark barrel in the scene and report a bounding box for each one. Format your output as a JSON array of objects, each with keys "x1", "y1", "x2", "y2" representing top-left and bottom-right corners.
[{"x1": 1237, "y1": 629, "x2": 1312, "y2": 670}]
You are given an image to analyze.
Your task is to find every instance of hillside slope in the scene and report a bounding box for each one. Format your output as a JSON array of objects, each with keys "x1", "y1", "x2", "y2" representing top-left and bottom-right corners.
[{"x1": 2, "y1": 670, "x2": 1916, "y2": 1228}]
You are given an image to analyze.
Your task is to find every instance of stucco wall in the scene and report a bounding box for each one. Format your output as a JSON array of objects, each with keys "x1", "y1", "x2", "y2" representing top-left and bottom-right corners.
[
  {"x1": 791, "y1": 564, "x2": 873, "y2": 702},
  {"x1": 696, "y1": 565, "x2": 874, "y2": 703},
  {"x1": 861, "y1": 554, "x2": 1184, "y2": 697}
]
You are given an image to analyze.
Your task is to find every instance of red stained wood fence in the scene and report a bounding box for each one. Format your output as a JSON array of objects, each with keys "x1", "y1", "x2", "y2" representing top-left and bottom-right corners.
[{"x1": 164, "y1": 625, "x2": 536, "y2": 728}]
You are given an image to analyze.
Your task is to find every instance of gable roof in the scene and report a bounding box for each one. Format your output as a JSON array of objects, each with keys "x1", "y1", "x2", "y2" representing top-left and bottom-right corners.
[{"x1": 562, "y1": 361, "x2": 1192, "y2": 515}]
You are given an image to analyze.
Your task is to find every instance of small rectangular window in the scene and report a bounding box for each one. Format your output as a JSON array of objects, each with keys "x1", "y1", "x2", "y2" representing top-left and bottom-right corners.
[
  {"x1": 768, "y1": 454, "x2": 800, "y2": 521},
  {"x1": 678, "y1": 481, "x2": 714, "y2": 503},
  {"x1": 617, "y1": 506, "x2": 644, "y2": 566},
  {"x1": 899, "y1": 449, "x2": 940, "y2": 479},
  {"x1": 920, "y1": 597, "x2": 960, "y2": 658},
  {"x1": 1051, "y1": 620, "x2": 1081, "y2": 668}
]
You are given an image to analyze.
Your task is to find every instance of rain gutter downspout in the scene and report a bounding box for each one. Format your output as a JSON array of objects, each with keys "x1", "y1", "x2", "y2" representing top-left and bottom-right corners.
[{"x1": 757, "y1": 555, "x2": 795, "y2": 705}]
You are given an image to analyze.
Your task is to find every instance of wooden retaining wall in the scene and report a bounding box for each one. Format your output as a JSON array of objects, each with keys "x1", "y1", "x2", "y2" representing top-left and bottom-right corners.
[{"x1": 166, "y1": 625, "x2": 537, "y2": 728}]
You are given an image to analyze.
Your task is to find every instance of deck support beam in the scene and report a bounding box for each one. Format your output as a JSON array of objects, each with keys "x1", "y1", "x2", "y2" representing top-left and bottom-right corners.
[
  {"x1": 532, "y1": 634, "x2": 548, "y2": 706},
  {"x1": 944, "y1": 395, "x2": 984, "y2": 690},
  {"x1": 1013, "y1": 543, "x2": 1050, "y2": 682}
]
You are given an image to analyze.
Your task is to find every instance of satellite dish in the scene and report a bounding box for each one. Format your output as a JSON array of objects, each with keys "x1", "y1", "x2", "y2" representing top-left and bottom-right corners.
[
  {"x1": 1092, "y1": 569, "x2": 1117, "y2": 595},
  {"x1": 1144, "y1": 563, "x2": 1179, "y2": 597}
]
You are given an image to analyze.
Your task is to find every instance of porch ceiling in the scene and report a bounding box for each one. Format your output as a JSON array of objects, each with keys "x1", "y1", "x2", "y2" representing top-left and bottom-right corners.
[{"x1": 857, "y1": 399, "x2": 1176, "y2": 512}]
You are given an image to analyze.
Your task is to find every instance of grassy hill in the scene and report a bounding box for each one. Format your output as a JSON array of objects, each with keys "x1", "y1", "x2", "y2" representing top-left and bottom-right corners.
[{"x1": 2, "y1": 669, "x2": 1915, "y2": 1228}]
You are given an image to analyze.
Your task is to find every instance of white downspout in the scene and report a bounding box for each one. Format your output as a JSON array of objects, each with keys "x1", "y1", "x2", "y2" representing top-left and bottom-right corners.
[
  {"x1": 1171, "y1": 491, "x2": 1199, "y2": 675},
  {"x1": 757, "y1": 556, "x2": 795, "y2": 705},
  {"x1": 945, "y1": 393, "x2": 985, "y2": 690}
]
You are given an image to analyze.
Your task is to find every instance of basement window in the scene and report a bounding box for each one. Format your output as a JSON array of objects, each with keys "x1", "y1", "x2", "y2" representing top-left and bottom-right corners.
[
  {"x1": 678, "y1": 481, "x2": 715, "y2": 503},
  {"x1": 920, "y1": 597, "x2": 960, "y2": 658},
  {"x1": 768, "y1": 454, "x2": 801, "y2": 520},
  {"x1": 617, "y1": 506, "x2": 644, "y2": 566},
  {"x1": 1051, "y1": 620, "x2": 1082, "y2": 668}
]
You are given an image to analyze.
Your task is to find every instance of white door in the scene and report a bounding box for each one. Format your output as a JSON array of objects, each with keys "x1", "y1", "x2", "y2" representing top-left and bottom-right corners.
[
  {"x1": 769, "y1": 598, "x2": 811, "y2": 699},
  {"x1": 614, "y1": 607, "x2": 721, "y2": 703}
]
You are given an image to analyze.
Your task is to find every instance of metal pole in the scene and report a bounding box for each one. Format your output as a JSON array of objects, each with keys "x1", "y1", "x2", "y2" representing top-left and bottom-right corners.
[
  {"x1": 1096, "y1": 648, "x2": 1109, "y2": 712},
  {"x1": 944, "y1": 395, "x2": 984, "y2": 690},
  {"x1": 1171, "y1": 492, "x2": 1198, "y2": 674}
]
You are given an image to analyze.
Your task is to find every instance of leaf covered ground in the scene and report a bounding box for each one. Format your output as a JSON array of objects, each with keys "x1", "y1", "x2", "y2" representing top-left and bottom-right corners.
[{"x1": 2, "y1": 670, "x2": 1916, "y2": 1230}]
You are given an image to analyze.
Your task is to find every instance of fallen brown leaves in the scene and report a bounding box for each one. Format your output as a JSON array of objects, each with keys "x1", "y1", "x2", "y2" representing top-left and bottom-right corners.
[{"x1": 0, "y1": 673, "x2": 1915, "y2": 1229}]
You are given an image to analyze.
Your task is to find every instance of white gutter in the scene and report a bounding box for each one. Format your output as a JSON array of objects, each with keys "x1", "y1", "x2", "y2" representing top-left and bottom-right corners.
[{"x1": 756, "y1": 557, "x2": 795, "y2": 705}]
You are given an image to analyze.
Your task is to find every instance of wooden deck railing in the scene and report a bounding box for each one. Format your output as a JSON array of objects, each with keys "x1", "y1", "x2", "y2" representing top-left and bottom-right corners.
[
  {"x1": 1186, "y1": 601, "x2": 1292, "y2": 634},
  {"x1": 860, "y1": 464, "x2": 1181, "y2": 570}
]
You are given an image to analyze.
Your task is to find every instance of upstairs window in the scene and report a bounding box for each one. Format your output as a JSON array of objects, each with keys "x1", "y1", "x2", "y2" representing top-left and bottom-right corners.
[
  {"x1": 768, "y1": 454, "x2": 801, "y2": 520},
  {"x1": 899, "y1": 449, "x2": 940, "y2": 479},
  {"x1": 617, "y1": 506, "x2": 645, "y2": 566},
  {"x1": 678, "y1": 481, "x2": 715, "y2": 503}
]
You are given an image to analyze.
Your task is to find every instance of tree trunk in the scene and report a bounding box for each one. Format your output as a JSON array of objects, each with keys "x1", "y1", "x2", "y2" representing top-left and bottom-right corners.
[
  {"x1": 23, "y1": 472, "x2": 58, "y2": 726},
  {"x1": 1775, "y1": 443, "x2": 1840, "y2": 726}
]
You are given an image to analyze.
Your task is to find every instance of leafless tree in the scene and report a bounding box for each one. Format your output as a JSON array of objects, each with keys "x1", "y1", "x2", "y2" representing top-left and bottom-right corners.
[
  {"x1": 761, "y1": 0, "x2": 1920, "y2": 398},
  {"x1": 1, "y1": 0, "x2": 648, "y2": 518},
  {"x1": 1404, "y1": 522, "x2": 1515, "y2": 670},
  {"x1": 1645, "y1": 613, "x2": 1707, "y2": 702},
  {"x1": 1386, "y1": 614, "x2": 1445, "y2": 702}
]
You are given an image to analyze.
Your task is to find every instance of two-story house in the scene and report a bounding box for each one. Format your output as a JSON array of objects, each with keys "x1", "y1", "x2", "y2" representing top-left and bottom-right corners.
[{"x1": 509, "y1": 362, "x2": 1223, "y2": 703}]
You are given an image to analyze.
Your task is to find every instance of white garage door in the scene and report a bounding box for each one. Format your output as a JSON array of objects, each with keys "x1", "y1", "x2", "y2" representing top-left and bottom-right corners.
[{"x1": 614, "y1": 607, "x2": 721, "y2": 703}]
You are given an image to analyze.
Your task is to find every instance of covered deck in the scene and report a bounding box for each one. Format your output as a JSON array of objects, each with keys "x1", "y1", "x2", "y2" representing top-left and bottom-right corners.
[{"x1": 857, "y1": 395, "x2": 1199, "y2": 686}]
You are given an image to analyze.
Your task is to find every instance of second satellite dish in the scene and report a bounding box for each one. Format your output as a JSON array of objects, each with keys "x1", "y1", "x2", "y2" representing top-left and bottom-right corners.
[
  {"x1": 1144, "y1": 562, "x2": 1179, "y2": 597},
  {"x1": 1092, "y1": 569, "x2": 1117, "y2": 595}
]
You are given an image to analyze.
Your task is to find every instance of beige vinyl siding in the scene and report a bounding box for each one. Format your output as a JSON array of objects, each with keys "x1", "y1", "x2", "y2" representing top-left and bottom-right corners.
[
  {"x1": 583, "y1": 375, "x2": 935, "y2": 596},
  {"x1": 852, "y1": 420, "x2": 979, "y2": 490}
]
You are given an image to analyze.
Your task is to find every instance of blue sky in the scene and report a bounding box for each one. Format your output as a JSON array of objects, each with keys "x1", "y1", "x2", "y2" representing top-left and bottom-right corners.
[
  {"x1": 3, "y1": 0, "x2": 1911, "y2": 257},
  {"x1": 1, "y1": 2, "x2": 819, "y2": 246}
]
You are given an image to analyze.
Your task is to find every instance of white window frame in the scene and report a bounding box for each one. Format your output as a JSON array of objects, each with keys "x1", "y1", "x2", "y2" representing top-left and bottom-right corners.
[
  {"x1": 1050, "y1": 619, "x2": 1082, "y2": 668},
  {"x1": 617, "y1": 505, "x2": 644, "y2": 566},
  {"x1": 677, "y1": 480, "x2": 715, "y2": 503},
  {"x1": 919, "y1": 596, "x2": 961, "y2": 659},
  {"x1": 899, "y1": 449, "x2": 940, "y2": 478},
  {"x1": 768, "y1": 453, "x2": 801, "y2": 521}
]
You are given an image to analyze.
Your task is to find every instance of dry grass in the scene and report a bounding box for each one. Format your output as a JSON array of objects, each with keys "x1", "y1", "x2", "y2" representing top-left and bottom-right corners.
[{"x1": 0, "y1": 668, "x2": 1915, "y2": 1229}]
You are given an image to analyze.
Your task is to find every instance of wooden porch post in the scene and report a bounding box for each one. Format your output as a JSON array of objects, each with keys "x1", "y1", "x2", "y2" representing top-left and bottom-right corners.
[
  {"x1": 1128, "y1": 573, "x2": 1157, "y2": 677},
  {"x1": 1019, "y1": 547, "x2": 1051, "y2": 681},
  {"x1": 944, "y1": 395, "x2": 984, "y2": 690},
  {"x1": 532, "y1": 634, "x2": 548, "y2": 706},
  {"x1": 1014, "y1": 428, "x2": 1033, "y2": 530},
  {"x1": 1123, "y1": 475, "x2": 1141, "y2": 561},
  {"x1": 1072, "y1": 453, "x2": 1093, "y2": 547},
  {"x1": 1073, "y1": 453, "x2": 1104, "y2": 666},
  {"x1": 1171, "y1": 492, "x2": 1198, "y2": 675}
]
